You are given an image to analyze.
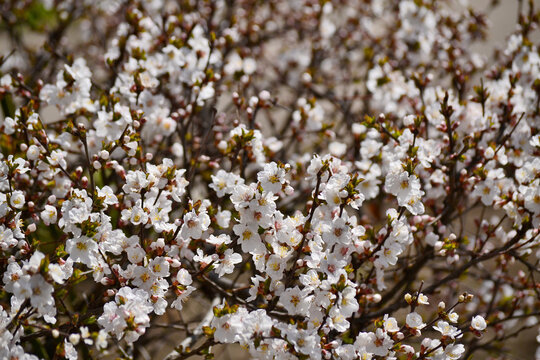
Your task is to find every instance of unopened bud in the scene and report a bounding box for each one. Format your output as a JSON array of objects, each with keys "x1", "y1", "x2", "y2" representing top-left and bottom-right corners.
[
  {"x1": 404, "y1": 293, "x2": 412, "y2": 304},
  {"x1": 217, "y1": 140, "x2": 228, "y2": 151},
  {"x1": 155, "y1": 238, "x2": 165, "y2": 248},
  {"x1": 69, "y1": 333, "x2": 80, "y2": 345},
  {"x1": 302, "y1": 72, "x2": 312, "y2": 83},
  {"x1": 99, "y1": 150, "x2": 110, "y2": 160},
  {"x1": 259, "y1": 90, "x2": 271, "y2": 101}
]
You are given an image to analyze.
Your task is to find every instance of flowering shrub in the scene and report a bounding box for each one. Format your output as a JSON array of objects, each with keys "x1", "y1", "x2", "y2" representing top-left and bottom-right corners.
[{"x1": 1, "y1": 0, "x2": 540, "y2": 359}]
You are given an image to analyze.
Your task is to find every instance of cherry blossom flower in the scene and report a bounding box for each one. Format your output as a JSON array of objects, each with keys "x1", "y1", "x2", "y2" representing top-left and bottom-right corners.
[
  {"x1": 1, "y1": 1, "x2": 538, "y2": 359},
  {"x1": 471, "y1": 315, "x2": 487, "y2": 331},
  {"x1": 406, "y1": 312, "x2": 426, "y2": 330}
]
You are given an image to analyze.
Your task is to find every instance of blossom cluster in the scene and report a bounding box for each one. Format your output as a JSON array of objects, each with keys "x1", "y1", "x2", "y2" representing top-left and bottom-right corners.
[{"x1": 0, "y1": 0, "x2": 539, "y2": 359}]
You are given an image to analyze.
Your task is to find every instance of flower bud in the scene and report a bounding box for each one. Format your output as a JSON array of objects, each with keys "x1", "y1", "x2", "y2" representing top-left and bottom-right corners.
[
  {"x1": 217, "y1": 140, "x2": 228, "y2": 151},
  {"x1": 259, "y1": 90, "x2": 271, "y2": 101},
  {"x1": 69, "y1": 333, "x2": 80, "y2": 345},
  {"x1": 155, "y1": 238, "x2": 165, "y2": 248},
  {"x1": 99, "y1": 150, "x2": 110, "y2": 160},
  {"x1": 404, "y1": 293, "x2": 412, "y2": 304}
]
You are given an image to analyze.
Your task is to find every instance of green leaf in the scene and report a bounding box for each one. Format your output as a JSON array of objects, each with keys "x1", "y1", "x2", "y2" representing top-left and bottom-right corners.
[{"x1": 21, "y1": 1, "x2": 57, "y2": 31}]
